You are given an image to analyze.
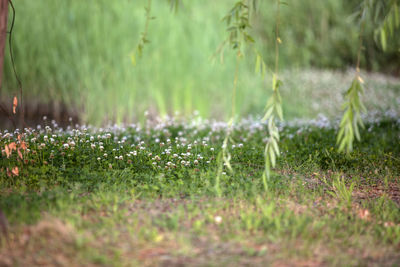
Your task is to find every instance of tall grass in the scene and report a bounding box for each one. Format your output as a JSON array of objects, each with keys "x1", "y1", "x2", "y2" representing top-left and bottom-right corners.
[
  {"x1": 1, "y1": 0, "x2": 251, "y2": 124},
  {"x1": 1, "y1": 0, "x2": 399, "y2": 125}
]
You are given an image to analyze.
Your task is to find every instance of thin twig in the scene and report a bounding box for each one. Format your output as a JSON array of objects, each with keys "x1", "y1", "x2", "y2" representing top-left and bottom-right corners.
[{"x1": 8, "y1": 0, "x2": 24, "y2": 128}]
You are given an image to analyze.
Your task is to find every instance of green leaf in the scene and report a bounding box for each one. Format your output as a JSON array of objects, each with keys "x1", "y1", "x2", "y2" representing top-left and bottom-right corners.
[
  {"x1": 269, "y1": 146, "x2": 276, "y2": 167},
  {"x1": 380, "y1": 29, "x2": 387, "y2": 51},
  {"x1": 338, "y1": 137, "x2": 347, "y2": 152},
  {"x1": 275, "y1": 79, "x2": 283, "y2": 90},
  {"x1": 130, "y1": 53, "x2": 136, "y2": 66},
  {"x1": 264, "y1": 142, "x2": 270, "y2": 155},
  {"x1": 255, "y1": 54, "x2": 261, "y2": 74},
  {"x1": 354, "y1": 122, "x2": 361, "y2": 141},
  {"x1": 337, "y1": 127, "x2": 345, "y2": 144},
  {"x1": 388, "y1": 14, "x2": 394, "y2": 36},
  {"x1": 261, "y1": 61, "x2": 267, "y2": 76},
  {"x1": 244, "y1": 33, "x2": 255, "y2": 43},
  {"x1": 394, "y1": 4, "x2": 399, "y2": 27},
  {"x1": 337, "y1": 77, "x2": 365, "y2": 153},
  {"x1": 276, "y1": 104, "x2": 283, "y2": 121},
  {"x1": 272, "y1": 139, "x2": 280, "y2": 155},
  {"x1": 262, "y1": 107, "x2": 274, "y2": 121},
  {"x1": 339, "y1": 112, "x2": 350, "y2": 127},
  {"x1": 272, "y1": 74, "x2": 277, "y2": 91},
  {"x1": 271, "y1": 128, "x2": 279, "y2": 140}
]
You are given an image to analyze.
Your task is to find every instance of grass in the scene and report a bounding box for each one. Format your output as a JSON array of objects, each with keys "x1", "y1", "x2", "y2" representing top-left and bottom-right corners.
[
  {"x1": 1, "y1": 112, "x2": 400, "y2": 266},
  {"x1": 1, "y1": 1, "x2": 399, "y2": 265},
  {"x1": 2, "y1": 0, "x2": 400, "y2": 125}
]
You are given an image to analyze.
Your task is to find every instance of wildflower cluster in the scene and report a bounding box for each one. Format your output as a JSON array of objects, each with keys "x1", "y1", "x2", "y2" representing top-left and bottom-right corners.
[
  {"x1": 1, "y1": 111, "x2": 399, "y2": 186},
  {"x1": 0, "y1": 117, "x2": 247, "y2": 181}
]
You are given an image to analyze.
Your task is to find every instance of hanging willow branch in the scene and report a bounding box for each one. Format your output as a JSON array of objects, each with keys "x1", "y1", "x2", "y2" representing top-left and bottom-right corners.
[
  {"x1": 261, "y1": 0, "x2": 283, "y2": 191},
  {"x1": 131, "y1": 0, "x2": 153, "y2": 66},
  {"x1": 214, "y1": 0, "x2": 254, "y2": 196},
  {"x1": 337, "y1": 16, "x2": 366, "y2": 154},
  {"x1": 337, "y1": 0, "x2": 399, "y2": 154},
  {"x1": 132, "y1": 0, "x2": 399, "y2": 183},
  {"x1": 167, "y1": 0, "x2": 180, "y2": 13},
  {"x1": 374, "y1": 0, "x2": 400, "y2": 51}
]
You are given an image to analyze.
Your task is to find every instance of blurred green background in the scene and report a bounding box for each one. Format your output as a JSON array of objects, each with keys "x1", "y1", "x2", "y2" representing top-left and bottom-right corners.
[{"x1": 1, "y1": 0, "x2": 399, "y2": 125}]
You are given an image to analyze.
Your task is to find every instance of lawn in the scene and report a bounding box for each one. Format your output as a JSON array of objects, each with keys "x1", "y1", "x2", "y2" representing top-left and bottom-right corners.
[
  {"x1": 1, "y1": 112, "x2": 400, "y2": 266},
  {"x1": 1, "y1": 0, "x2": 400, "y2": 266}
]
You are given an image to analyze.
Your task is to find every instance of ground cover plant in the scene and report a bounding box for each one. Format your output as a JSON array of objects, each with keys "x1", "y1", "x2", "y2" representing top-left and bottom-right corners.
[
  {"x1": 0, "y1": 0, "x2": 399, "y2": 266},
  {"x1": 1, "y1": 111, "x2": 400, "y2": 266}
]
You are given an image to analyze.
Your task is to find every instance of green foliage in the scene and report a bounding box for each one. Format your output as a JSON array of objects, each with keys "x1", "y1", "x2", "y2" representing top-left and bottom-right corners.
[
  {"x1": 254, "y1": 51, "x2": 267, "y2": 77},
  {"x1": 1, "y1": 115, "x2": 400, "y2": 265},
  {"x1": 213, "y1": 0, "x2": 259, "y2": 194},
  {"x1": 336, "y1": 0, "x2": 400, "y2": 154},
  {"x1": 167, "y1": 0, "x2": 180, "y2": 12},
  {"x1": 254, "y1": 0, "x2": 400, "y2": 72},
  {"x1": 351, "y1": 0, "x2": 400, "y2": 52},
  {"x1": 262, "y1": 74, "x2": 283, "y2": 188},
  {"x1": 132, "y1": 0, "x2": 154, "y2": 64},
  {"x1": 337, "y1": 77, "x2": 366, "y2": 153},
  {"x1": 221, "y1": 1, "x2": 254, "y2": 51},
  {"x1": 375, "y1": 0, "x2": 400, "y2": 51},
  {"x1": 326, "y1": 175, "x2": 355, "y2": 208},
  {"x1": 348, "y1": 0, "x2": 400, "y2": 70},
  {"x1": 3, "y1": 0, "x2": 249, "y2": 124},
  {"x1": 2, "y1": 0, "x2": 399, "y2": 125},
  {"x1": 1, "y1": 114, "x2": 399, "y2": 190},
  {"x1": 260, "y1": 0, "x2": 283, "y2": 189}
]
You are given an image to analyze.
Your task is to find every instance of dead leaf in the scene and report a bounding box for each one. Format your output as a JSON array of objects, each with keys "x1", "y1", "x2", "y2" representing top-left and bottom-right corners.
[
  {"x1": 4, "y1": 145, "x2": 10, "y2": 158},
  {"x1": 11, "y1": 167, "x2": 19, "y2": 176},
  {"x1": 384, "y1": 221, "x2": 395, "y2": 227},
  {"x1": 18, "y1": 149, "x2": 23, "y2": 160},
  {"x1": 358, "y1": 209, "x2": 370, "y2": 220},
  {"x1": 20, "y1": 141, "x2": 27, "y2": 151},
  {"x1": 13, "y1": 96, "x2": 18, "y2": 114},
  {"x1": 8, "y1": 142, "x2": 16, "y2": 151}
]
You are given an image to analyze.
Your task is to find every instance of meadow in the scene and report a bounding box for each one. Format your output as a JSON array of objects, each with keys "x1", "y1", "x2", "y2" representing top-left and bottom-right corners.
[
  {"x1": 1, "y1": 111, "x2": 400, "y2": 266},
  {"x1": 1, "y1": 0, "x2": 400, "y2": 266}
]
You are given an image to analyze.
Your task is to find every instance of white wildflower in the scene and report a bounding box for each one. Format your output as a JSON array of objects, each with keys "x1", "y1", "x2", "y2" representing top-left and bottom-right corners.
[{"x1": 214, "y1": 216, "x2": 222, "y2": 224}]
